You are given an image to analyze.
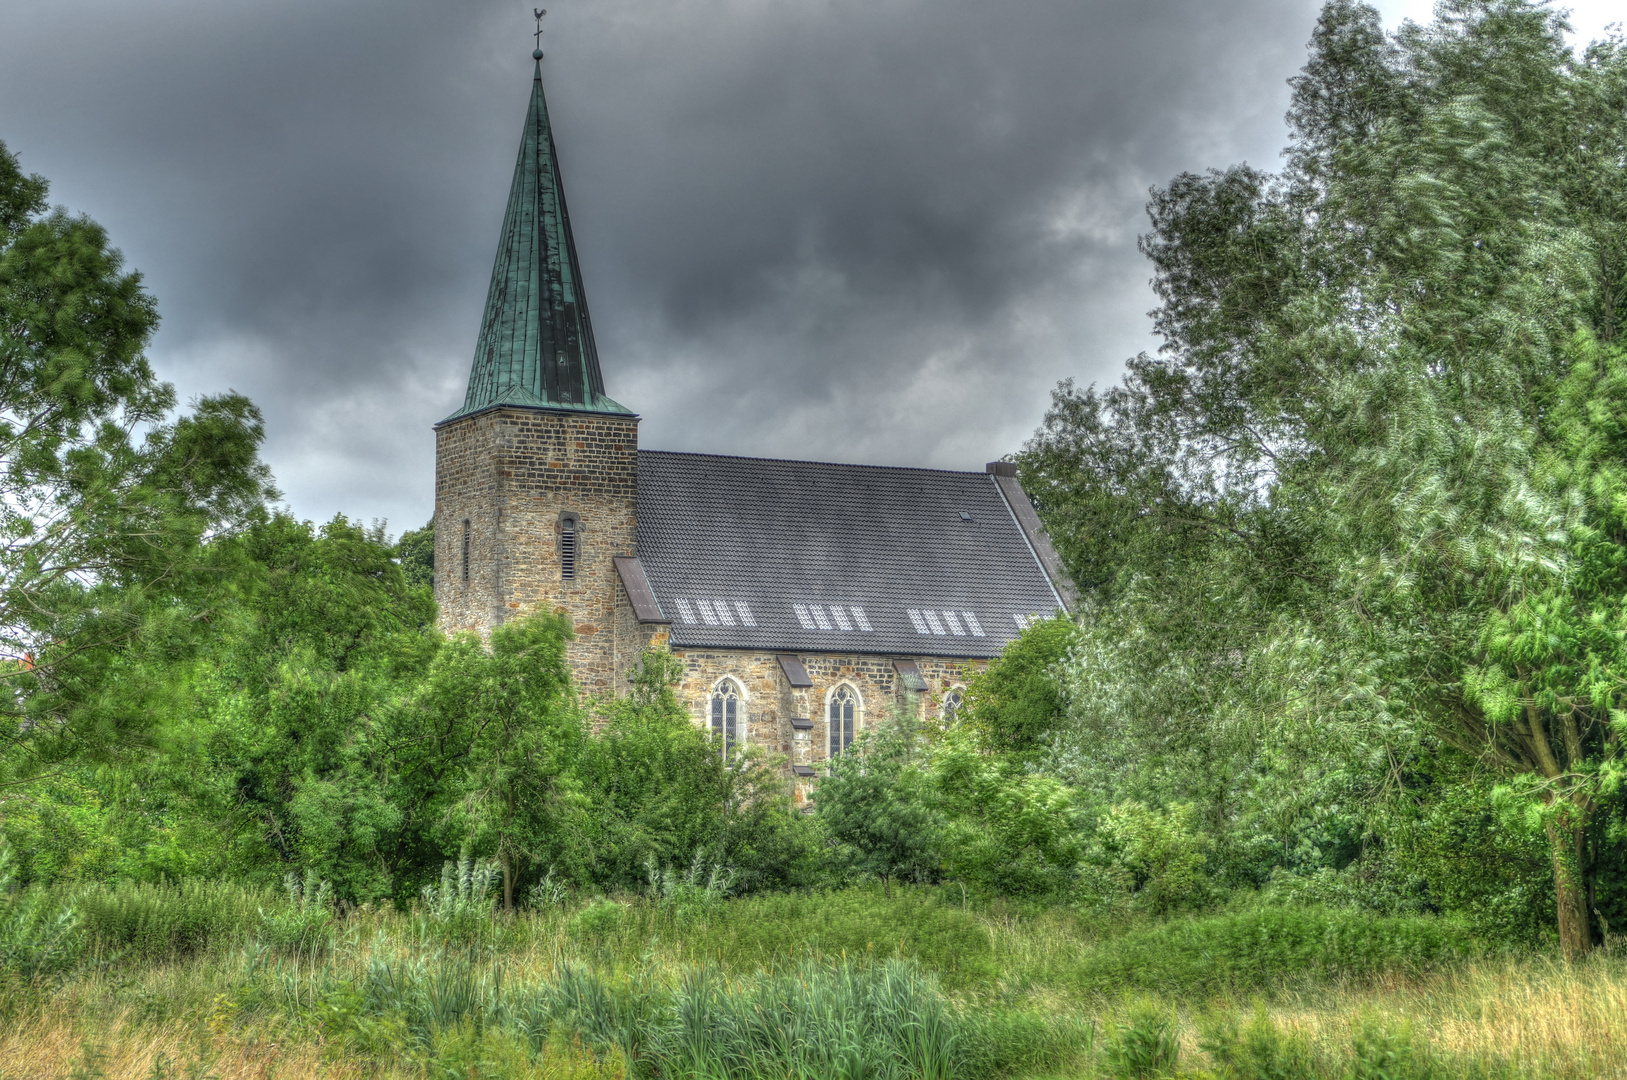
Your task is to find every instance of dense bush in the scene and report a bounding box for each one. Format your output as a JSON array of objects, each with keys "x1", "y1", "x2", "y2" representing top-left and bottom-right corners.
[{"x1": 68, "y1": 878, "x2": 282, "y2": 961}]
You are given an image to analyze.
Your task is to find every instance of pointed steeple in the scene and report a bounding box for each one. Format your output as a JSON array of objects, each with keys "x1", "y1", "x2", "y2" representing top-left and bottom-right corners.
[{"x1": 450, "y1": 49, "x2": 630, "y2": 420}]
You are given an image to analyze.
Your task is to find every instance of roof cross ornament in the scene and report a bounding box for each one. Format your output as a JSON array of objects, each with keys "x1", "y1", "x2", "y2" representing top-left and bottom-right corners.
[{"x1": 533, "y1": 8, "x2": 547, "y2": 58}]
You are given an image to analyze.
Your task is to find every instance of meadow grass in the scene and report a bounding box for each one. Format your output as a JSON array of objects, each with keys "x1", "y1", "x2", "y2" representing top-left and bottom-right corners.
[{"x1": 2, "y1": 881, "x2": 1623, "y2": 1078}]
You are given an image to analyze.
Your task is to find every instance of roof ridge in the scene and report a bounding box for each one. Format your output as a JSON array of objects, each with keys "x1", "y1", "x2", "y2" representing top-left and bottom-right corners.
[{"x1": 637, "y1": 448, "x2": 986, "y2": 477}]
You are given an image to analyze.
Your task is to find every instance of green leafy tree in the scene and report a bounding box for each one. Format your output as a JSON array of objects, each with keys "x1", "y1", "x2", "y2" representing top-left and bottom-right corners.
[
  {"x1": 392, "y1": 610, "x2": 585, "y2": 909},
  {"x1": 395, "y1": 520, "x2": 434, "y2": 590},
  {"x1": 1021, "y1": 1, "x2": 1627, "y2": 955},
  {"x1": 0, "y1": 140, "x2": 273, "y2": 799},
  {"x1": 577, "y1": 653, "x2": 819, "y2": 895},
  {"x1": 958, "y1": 616, "x2": 1075, "y2": 759},
  {"x1": 816, "y1": 706, "x2": 944, "y2": 895}
]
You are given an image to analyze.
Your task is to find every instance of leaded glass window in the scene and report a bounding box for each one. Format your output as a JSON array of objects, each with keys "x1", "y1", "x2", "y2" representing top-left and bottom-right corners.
[
  {"x1": 711, "y1": 678, "x2": 742, "y2": 759},
  {"x1": 942, "y1": 688, "x2": 964, "y2": 724},
  {"x1": 829, "y1": 684, "x2": 857, "y2": 757}
]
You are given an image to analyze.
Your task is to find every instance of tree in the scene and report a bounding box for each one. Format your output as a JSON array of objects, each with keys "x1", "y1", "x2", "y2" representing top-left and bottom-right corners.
[
  {"x1": 392, "y1": 610, "x2": 585, "y2": 910},
  {"x1": 958, "y1": 616, "x2": 1075, "y2": 759},
  {"x1": 1021, "y1": 1, "x2": 1627, "y2": 956},
  {"x1": 396, "y1": 520, "x2": 434, "y2": 591},
  {"x1": 816, "y1": 706, "x2": 943, "y2": 895},
  {"x1": 0, "y1": 140, "x2": 273, "y2": 784}
]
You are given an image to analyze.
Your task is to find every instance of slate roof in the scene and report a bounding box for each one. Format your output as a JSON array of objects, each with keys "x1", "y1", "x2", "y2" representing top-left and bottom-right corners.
[{"x1": 634, "y1": 451, "x2": 1068, "y2": 659}]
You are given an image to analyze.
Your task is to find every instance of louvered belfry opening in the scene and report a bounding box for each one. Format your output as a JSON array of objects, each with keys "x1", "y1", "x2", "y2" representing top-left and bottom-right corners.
[{"x1": 560, "y1": 514, "x2": 579, "y2": 580}]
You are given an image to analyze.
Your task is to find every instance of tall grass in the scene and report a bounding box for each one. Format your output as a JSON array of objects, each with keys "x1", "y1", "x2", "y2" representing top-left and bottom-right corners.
[{"x1": 6, "y1": 880, "x2": 1625, "y2": 1078}]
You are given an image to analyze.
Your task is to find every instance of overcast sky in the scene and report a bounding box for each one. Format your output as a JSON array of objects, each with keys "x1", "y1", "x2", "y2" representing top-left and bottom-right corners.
[{"x1": 1, "y1": 1, "x2": 1618, "y2": 534}]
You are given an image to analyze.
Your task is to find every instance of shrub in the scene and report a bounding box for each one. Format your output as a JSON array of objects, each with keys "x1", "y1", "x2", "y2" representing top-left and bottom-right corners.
[
  {"x1": 568, "y1": 900, "x2": 626, "y2": 942},
  {"x1": 644, "y1": 851, "x2": 732, "y2": 924},
  {"x1": 1103, "y1": 1002, "x2": 1179, "y2": 1078},
  {"x1": 1200, "y1": 1007, "x2": 1320, "y2": 1079},
  {"x1": 0, "y1": 845, "x2": 82, "y2": 978},
  {"x1": 70, "y1": 877, "x2": 274, "y2": 961},
  {"x1": 257, "y1": 870, "x2": 334, "y2": 954},
  {"x1": 418, "y1": 852, "x2": 499, "y2": 941}
]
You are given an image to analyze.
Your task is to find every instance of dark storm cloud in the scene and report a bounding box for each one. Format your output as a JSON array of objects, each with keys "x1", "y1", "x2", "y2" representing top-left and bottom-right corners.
[{"x1": 0, "y1": 0, "x2": 1325, "y2": 531}]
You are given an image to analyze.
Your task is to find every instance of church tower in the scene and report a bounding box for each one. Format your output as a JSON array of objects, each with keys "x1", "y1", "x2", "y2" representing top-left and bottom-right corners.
[{"x1": 434, "y1": 43, "x2": 638, "y2": 692}]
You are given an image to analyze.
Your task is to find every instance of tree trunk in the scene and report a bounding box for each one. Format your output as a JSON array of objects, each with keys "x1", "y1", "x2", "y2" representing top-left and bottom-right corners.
[{"x1": 1545, "y1": 812, "x2": 1592, "y2": 959}]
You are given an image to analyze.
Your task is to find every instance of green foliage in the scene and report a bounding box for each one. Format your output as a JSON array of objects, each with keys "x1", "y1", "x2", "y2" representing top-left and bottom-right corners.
[
  {"x1": 1200, "y1": 1008, "x2": 1319, "y2": 1080},
  {"x1": 1089, "y1": 802, "x2": 1213, "y2": 915},
  {"x1": 817, "y1": 708, "x2": 945, "y2": 892},
  {"x1": 927, "y1": 729, "x2": 1087, "y2": 899},
  {"x1": 644, "y1": 851, "x2": 733, "y2": 924},
  {"x1": 0, "y1": 844, "x2": 82, "y2": 978},
  {"x1": 1020, "y1": 0, "x2": 1627, "y2": 953},
  {"x1": 958, "y1": 616, "x2": 1076, "y2": 758},
  {"x1": 256, "y1": 870, "x2": 334, "y2": 955},
  {"x1": 398, "y1": 610, "x2": 584, "y2": 909},
  {"x1": 0, "y1": 138, "x2": 273, "y2": 788},
  {"x1": 395, "y1": 519, "x2": 434, "y2": 590},
  {"x1": 567, "y1": 900, "x2": 626, "y2": 942},
  {"x1": 418, "y1": 852, "x2": 500, "y2": 940},
  {"x1": 1070, "y1": 906, "x2": 1469, "y2": 997},
  {"x1": 1103, "y1": 1002, "x2": 1179, "y2": 1079},
  {"x1": 70, "y1": 877, "x2": 280, "y2": 961}
]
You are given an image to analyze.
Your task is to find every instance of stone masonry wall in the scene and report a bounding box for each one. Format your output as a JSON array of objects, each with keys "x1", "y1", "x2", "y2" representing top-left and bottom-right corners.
[
  {"x1": 668, "y1": 646, "x2": 985, "y2": 801},
  {"x1": 434, "y1": 406, "x2": 640, "y2": 694}
]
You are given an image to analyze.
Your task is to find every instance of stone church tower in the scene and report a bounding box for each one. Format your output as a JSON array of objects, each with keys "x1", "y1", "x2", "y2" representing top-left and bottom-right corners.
[{"x1": 434, "y1": 48, "x2": 637, "y2": 693}]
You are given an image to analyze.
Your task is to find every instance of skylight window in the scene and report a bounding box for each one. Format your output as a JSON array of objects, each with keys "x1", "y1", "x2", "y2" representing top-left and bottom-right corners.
[
  {"x1": 808, "y1": 604, "x2": 834, "y2": 631},
  {"x1": 694, "y1": 598, "x2": 719, "y2": 625},
  {"x1": 1013, "y1": 613, "x2": 1029, "y2": 630},
  {"x1": 942, "y1": 611, "x2": 966, "y2": 636},
  {"x1": 713, "y1": 599, "x2": 736, "y2": 626},
  {"x1": 674, "y1": 598, "x2": 697, "y2": 624},
  {"x1": 734, "y1": 601, "x2": 757, "y2": 627},
  {"x1": 907, "y1": 609, "x2": 930, "y2": 634},
  {"x1": 851, "y1": 606, "x2": 873, "y2": 631},
  {"x1": 922, "y1": 610, "x2": 947, "y2": 635},
  {"x1": 793, "y1": 603, "x2": 817, "y2": 630},
  {"x1": 830, "y1": 606, "x2": 853, "y2": 632},
  {"x1": 962, "y1": 611, "x2": 984, "y2": 636}
]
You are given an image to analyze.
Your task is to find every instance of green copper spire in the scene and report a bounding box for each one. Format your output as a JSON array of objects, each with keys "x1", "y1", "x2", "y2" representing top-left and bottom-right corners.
[{"x1": 449, "y1": 49, "x2": 630, "y2": 421}]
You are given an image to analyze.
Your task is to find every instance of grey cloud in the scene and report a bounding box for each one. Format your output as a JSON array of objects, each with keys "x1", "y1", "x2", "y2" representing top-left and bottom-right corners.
[{"x1": 1, "y1": 0, "x2": 1327, "y2": 533}]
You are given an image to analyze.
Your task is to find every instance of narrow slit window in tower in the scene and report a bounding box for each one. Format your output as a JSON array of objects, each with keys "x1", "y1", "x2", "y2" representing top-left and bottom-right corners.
[
  {"x1": 560, "y1": 514, "x2": 579, "y2": 580},
  {"x1": 461, "y1": 519, "x2": 471, "y2": 583}
]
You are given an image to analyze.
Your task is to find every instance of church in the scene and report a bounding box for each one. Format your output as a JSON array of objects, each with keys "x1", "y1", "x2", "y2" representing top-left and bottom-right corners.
[{"x1": 434, "y1": 48, "x2": 1073, "y2": 775}]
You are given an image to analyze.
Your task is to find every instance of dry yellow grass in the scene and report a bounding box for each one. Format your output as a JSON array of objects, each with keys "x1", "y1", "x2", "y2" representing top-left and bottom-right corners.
[
  {"x1": 0, "y1": 1008, "x2": 626, "y2": 1080},
  {"x1": 1192, "y1": 955, "x2": 1627, "y2": 1078}
]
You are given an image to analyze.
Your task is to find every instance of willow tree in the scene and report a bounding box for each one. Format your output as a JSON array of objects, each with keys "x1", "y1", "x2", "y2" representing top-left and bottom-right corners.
[{"x1": 1022, "y1": 1, "x2": 1627, "y2": 956}]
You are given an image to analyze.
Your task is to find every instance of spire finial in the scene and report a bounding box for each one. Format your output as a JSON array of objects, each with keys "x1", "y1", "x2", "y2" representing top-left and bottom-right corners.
[{"x1": 532, "y1": 8, "x2": 546, "y2": 60}]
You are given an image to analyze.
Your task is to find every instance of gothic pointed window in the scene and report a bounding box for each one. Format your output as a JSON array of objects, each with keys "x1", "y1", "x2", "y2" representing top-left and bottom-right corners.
[
  {"x1": 941, "y1": 687, "x2": 965, "y2": 724},
  {"x1": 710, "y1": 677, "x2": 743, "y2": 759},
  {"x1": 828, "y1": 684, "x2": 859, "y2": 758}
]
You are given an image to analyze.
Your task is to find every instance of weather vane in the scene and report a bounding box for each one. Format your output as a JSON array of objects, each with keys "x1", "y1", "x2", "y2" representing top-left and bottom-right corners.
[{"x1": 533, "y1": 8, "x2": 547, "y2": 56}]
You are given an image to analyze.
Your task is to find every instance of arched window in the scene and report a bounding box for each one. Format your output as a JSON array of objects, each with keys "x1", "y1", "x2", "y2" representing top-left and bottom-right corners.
[
  {"x1": 710, "y1": 677, "x2": 744, "y2": 759},
  {"x1": 559, "y1": 513, "x2": 580, "y2": 580},
  {"x1": 941, "y1": 687, "x2": 965, "y2": 724},
  {"x1": 828, "y1": 684, "x2": 859, "y2": 757}
]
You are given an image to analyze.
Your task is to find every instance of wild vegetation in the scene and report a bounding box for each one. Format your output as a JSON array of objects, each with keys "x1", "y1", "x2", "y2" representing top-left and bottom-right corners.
[{"x1": 6, "y1": 0, "x2": 1627, "y2": 1076}]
